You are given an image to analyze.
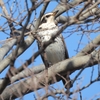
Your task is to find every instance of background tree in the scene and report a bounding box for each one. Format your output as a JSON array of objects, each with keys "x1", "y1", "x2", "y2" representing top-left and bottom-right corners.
[{"x1": 0, "y1": 0, "x2": 100, "y2": 99}]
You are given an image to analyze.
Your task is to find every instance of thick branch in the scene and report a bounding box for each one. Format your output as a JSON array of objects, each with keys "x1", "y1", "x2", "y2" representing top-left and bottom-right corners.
[
  {"x1": 0, "y1": 39, "x2": 16, "y2": 61},
  {"x1": 0, "y1": 34, "x2": 34, "y2": 73},
  {"x1": 0, "y1": 51, "x2": 100, "y2": 100},
  {"x1": 54, "y1": 0, "x2": 85, "y2": 17},
  {"x1": 76, "y1": 34, "x2": 100, "y2": 57}
]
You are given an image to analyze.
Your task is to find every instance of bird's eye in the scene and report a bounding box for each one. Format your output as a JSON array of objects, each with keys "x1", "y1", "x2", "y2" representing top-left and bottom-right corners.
[
  {"x1": 41, "y1": 18, "x2": 47, "y2": 23},
  {"x1": 46, "y1": 15, "x2": 50, "y2": 18}
]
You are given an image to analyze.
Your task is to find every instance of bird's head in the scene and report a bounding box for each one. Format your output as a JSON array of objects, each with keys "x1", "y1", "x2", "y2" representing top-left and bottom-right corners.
[{"x1": 40, "y1": 10, "x2": 59, "y2": 24}]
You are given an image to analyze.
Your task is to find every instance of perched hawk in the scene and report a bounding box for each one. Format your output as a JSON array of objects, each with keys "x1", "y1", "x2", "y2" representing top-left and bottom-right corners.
[{"x1": 37, "y1": 10, "x2": 71, "y2": 90}]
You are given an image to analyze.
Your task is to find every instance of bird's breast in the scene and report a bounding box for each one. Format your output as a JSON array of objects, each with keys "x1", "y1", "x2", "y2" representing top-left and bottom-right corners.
[
  {"x1": 37, "y1": 26, "x2": 58, "y2": 42},
  {"x1": 45, "y1": 37, "x2": 65, "y2": 64}
]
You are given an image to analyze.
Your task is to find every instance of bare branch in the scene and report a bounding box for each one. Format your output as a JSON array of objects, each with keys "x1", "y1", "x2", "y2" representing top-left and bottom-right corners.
[
  {"x1": 0, "y1": 39, "x2": 16, "y2": 61},
  {"x1": 0, "y1": 50, "x2": 100, "y2": 100},
  {"x1": 76, "y1": 34, "x2": 100, "y2": 57}
]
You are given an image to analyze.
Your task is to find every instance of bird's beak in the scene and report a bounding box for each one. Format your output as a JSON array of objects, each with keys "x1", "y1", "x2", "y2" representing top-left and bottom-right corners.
[{"x1": 52, "y1": 10, "x2": 59, "y2": 16}]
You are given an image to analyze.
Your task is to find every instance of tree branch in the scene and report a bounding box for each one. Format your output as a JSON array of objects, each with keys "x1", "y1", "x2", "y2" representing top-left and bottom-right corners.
[{"x1": 0, "y1": 50, "x2": 100, "y2": 100}]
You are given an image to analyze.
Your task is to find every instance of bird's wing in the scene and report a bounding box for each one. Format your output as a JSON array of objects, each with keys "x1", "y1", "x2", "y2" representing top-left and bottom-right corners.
[
  {"x1": 59, "y1": 35, "x2": 72, "y2": 90},
  {"x1": 59, "y1": 34, "x2": 69, "y2": 59},
  {"x1": 37, "y1": 41, "x2": 49, "y2": 68}
]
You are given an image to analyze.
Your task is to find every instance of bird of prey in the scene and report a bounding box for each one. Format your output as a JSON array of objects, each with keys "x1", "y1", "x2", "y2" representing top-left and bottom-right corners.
[{"x1": 37, "y1": 10, "x2": 71, "y2": 90}]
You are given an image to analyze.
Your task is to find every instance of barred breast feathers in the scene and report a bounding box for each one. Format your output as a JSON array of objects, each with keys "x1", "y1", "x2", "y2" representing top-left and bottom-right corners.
[{"x1": 37, "y1": 24, "x2": 59, "y2": 42}]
